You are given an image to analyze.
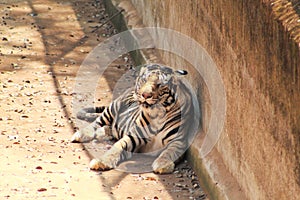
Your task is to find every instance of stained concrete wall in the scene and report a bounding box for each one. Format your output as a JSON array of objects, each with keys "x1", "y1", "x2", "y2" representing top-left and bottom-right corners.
[{"x1": 105, "y1": 0, "x2": 300, "y2": 199}]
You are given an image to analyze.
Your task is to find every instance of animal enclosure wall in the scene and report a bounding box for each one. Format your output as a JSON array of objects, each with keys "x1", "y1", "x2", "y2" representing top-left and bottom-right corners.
[{"x1": 109, "y1": 0, "x2": 300, "y2": 199}]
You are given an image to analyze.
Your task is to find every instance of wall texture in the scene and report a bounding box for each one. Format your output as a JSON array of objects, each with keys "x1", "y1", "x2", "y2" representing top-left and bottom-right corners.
[{"x1": 106, "y1": 0, "x2": 300, "y2": 199}]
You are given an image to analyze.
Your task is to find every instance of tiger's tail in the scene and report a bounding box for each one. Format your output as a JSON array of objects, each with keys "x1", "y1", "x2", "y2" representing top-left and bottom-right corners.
[{"x1": 76, "y1": 106, "x2": 106, "y2": 122}]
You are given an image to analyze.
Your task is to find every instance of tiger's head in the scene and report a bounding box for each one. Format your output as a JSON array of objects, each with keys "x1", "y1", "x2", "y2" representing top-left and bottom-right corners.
[{"x1": 134, "y1": 64, "x2": 188, "y2": 107}]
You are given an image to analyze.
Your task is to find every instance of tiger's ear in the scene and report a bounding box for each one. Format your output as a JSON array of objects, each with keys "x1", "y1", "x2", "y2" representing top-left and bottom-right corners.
[{"x1": 174, "y1": 69, "x2": 188, "y2": 76}]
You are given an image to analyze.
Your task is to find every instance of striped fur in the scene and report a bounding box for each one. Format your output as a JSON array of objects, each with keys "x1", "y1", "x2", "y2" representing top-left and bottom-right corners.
[{"x1": 72, "y1": 64, "x2": 196, "y2": 174}]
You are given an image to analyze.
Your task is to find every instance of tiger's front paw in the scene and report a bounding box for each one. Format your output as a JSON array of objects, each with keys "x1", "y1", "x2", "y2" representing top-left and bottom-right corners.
[
  {"x1": 152, "y1": 157, "x2": 175, "y2": 174},
  {"x1": 89, "y1": 147, "x2": 122, "y2": 171},
  {"x1": 89, "y1": 158, "x2": 112, "y2": 171}
]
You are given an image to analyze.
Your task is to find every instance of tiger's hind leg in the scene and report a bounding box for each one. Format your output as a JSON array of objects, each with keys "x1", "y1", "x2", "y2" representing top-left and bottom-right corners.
[
  {"x1": 89, "y1": 135, "x2": 143, "y2": 170},
  {"x1": 152, "y1": 140, "x2": 186, "y2": 174}
]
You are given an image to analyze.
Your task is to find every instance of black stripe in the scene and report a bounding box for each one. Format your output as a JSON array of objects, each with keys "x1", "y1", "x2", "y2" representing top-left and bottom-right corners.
[
  {"x1": 162, "y1": 126, "x2": 180, "y2": 145},
  {"x1": 104, "y1": 110, "x2": 112, "y2": 124},
  {"x1": 107, "y1": 106, "x2": 114, "y2": 120},
  {"x1": 127, "y1": 135, "x2": 136, "y2": 152},
  {"x1": 170, "y1": 112, "x2": 181, "y2": 122},
  {"x1": 136, "y1": 126, "x2": 148, "y2": 144},
  {"x1": 114, "y1": 122, "x2": 119, "y2": 132},
  {"x1": 140, "y1": 112, "x2": 156, "y2": 135},
  {"x1": 137, "y1": 137, "x2": 142, "y2": 147},
  {"x1": 95, "y1": 106, "x2": 105, "y2": 113},
  {"x1": 160, "y1": 112, "x2": 181, "y2": 131},
  {"x1": 98, "y1": 116, "x2": 106, "y2": 126},
  {"x1": 119, "y1": 129, "x2": 124, "y2": 139},
  {"x1": 141, "y1": 111, "x2": 150, "y2": 125}
]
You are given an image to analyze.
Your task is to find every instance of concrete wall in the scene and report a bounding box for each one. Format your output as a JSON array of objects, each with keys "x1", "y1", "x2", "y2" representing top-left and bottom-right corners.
[{"x1": 105, "y1": 0, "x2": 300, "y2": 199}]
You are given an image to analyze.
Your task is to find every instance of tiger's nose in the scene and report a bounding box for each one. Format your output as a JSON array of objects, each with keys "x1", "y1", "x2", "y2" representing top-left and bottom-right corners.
[{"x1": 142, "y1": 92, "x2": 152, "y2": 99}]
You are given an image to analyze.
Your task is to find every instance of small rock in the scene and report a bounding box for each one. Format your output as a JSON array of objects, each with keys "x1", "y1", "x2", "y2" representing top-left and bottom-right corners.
[
  {"x1": 8, "y1": 135, "x2": 19, "y2": 140},
  {"x1": 29, "y1": 13, "x2": 38, "y2": 17}
]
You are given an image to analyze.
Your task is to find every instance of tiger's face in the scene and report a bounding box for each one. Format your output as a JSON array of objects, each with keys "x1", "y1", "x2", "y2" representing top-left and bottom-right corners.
[{"x1": 134, "y1": 64, "x2": 187, "y2": 107}]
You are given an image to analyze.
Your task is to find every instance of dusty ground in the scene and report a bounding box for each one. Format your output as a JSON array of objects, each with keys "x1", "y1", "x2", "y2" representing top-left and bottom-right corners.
[{"x1": 0, "y1": 0, "x2": 207, "y2": 199}]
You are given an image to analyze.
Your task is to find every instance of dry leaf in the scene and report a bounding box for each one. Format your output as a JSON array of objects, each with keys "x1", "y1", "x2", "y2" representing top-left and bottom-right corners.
[
  {"x1": 37, "y1": 188, "x2": 47, "y2": 192},
  {"x1": 145, "y1": 177, "x2": 156, "y2": 181}
]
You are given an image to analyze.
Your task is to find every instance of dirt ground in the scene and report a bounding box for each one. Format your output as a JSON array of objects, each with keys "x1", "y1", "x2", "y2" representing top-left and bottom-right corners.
[{"x1": 0, "y1": 0, "x2": 207, "y2": 199}]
